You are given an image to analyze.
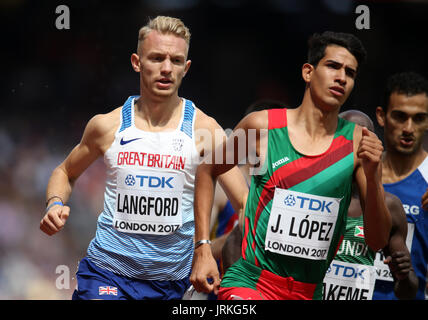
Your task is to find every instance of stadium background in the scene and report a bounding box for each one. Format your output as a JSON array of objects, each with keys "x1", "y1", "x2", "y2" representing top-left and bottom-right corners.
[{"x1": 0, "y1": 0, "x2": 427, "y2": 299}]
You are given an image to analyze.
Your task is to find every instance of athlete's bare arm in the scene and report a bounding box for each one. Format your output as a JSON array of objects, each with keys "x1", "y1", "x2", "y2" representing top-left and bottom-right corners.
[
  {"x1": 221, "y1": 224, "x2": 243, "y2": 274},
  {"x1": 421, "y1": 187, "x2": 428, "y2": 210},
  {"x1": 190, "y1": 110, "x2": 266, "y2": 294},
  {"x1": 383, "y1": 193, "x2": 419, "y2": 299},
  {"x1": 354, "y1": 125, "x2": 392, "y2": 251},
  {"x1": 40, "y1": 109, "x2": 120, "y2": 236}
]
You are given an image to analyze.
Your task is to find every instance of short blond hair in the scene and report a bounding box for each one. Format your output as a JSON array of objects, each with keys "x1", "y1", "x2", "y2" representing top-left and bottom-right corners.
[{"x1": 137, "y1": 16, "x2": 191, "y2": 55}]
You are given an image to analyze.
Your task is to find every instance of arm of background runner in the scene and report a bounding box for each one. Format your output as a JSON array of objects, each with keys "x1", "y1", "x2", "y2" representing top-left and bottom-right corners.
[
  {"x1": 421, "y1": 187, "x2": 428, "y2": 210},
  {"x1": 221, "y1": 225, "x2": 243, "y2": 274},
  {"x1": 382, "y1": 192, "x2": 419, "y2": 299},
  {"x1": 40, "y1": 111, "x2": 118, "y2": 236},
  {"x1": 354, "y1": 126, "x2": 392, "y2": 251},
  {"x1": 191, "y1": 111, "x2": 265, "y2": 294},
  {"x1": 210, "y1": 179, "x2": 242, "y2": 261}
]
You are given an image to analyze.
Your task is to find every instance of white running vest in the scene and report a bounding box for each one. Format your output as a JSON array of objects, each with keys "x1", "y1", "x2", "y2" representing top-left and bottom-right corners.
[{"x1": 86, "y1": 95, "x2": 199, "y2": 280}]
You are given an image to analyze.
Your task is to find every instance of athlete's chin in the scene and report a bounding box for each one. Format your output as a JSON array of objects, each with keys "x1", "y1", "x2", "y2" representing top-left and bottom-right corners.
[
  {"x1": 395, "y1": 146, "x2": 419, "y2": 156},
  {"x1": 318, "y1": 99, "x2": 342, "y2": 112},
  {"x1": 153, "y1": 89, "x2": 176, "y2": 98}
]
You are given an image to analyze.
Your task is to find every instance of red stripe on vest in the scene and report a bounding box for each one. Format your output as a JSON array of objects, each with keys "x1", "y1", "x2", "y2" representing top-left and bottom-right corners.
[{"x1": 249, "y1": 137, "x2": 353, "y2": 261}]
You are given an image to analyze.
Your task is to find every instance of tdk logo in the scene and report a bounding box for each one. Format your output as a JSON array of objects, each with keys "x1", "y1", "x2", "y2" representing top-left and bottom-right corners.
[
  {"x1": 136, "y1": 175, "x2": 174, "y2": 188},
  {"x1": 284, "y1": 194, "x2": 296, "y2": 206},
  {"x1": 125, "y1": 175, "x2": 136, "y2": 186},
  {"x1": 284, "y1": 194, "x2": 333, "y2": 213},
  {"x1": 328, "y1": 263, "x2": 366, "y2": 280}
]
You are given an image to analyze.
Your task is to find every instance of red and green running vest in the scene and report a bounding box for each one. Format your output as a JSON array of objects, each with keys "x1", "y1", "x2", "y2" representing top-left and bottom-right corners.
[
  {"x1": 222, "y1": 108, "x2": 355, "y2": 299},
  {"x1": 335, "y1": 214, "x2": 375, "y2": 265}
]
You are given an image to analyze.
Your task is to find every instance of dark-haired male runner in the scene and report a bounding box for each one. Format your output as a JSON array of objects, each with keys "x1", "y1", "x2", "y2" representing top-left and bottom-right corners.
[
  {"x1": 191, "y1": 31, "x2": 392, "y2": 300},
  {"x1": 323, "y1": 110, "x2": 418, "y2": 300},
  {"x1": 373, "y1": 71, "x2": 428, "y2": 300}
]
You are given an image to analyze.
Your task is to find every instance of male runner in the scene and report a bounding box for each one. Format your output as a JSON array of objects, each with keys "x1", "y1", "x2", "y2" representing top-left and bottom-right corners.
[
  {"x1": 40, "y1": 16, "x2": 247, "y2": 300},
  {"x1": 373, "y1": 71, "x2": 428, "y2": 300},
  {"x1": 190, "y1": 31, "x2": 392, "y2": 300},
  {"x1": 323, "y1": 110, "x2": 418, "y2": 300}
]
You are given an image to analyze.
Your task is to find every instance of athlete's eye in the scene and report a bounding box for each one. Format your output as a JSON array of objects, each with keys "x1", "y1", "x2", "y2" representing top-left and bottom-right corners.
[
  {"x1": 172, "y1": 57, "x2": 184, "y2": 65},
  {"x1": 327, "y1": 63, "x2": 339, "y2": 69},
  {"x1": 390, "y1": 111, "x2": 408, "y2": 123},
  {"x1": 346, "y1": 69, "x2": 356, "y2": 79},
  {"x1": 413, "y1": 113, "x2": 428, "y2": 124},
  {"x1": 149, "y1": 55, "x2": 164, "y2": 62}
]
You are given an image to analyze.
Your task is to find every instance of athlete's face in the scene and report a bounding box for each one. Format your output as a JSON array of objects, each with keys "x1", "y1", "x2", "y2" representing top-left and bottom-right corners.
[
  {"x1": 303, "y1": 45, "x2": 358, "y2": 111},
  {"x1": 376, "y1": 92, "x2": 428, "y2": 155},
  {"x1": 131, "y1": 31, "x2": 191, "y2": 99}
]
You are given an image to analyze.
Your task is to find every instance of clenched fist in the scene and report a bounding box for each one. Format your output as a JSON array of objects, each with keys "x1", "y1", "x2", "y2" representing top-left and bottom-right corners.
[
  {"x1": 40, "y1": 204, "x2": 70, "y2": 236},
  {"x1": 357, "y1": 127, "x2": 384, "y2": 180}
]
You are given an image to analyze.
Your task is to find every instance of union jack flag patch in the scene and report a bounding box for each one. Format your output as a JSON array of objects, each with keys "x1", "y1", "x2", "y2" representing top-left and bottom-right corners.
[{"x1": 99, "y1": 286, "x2": 118, "y2": 296}]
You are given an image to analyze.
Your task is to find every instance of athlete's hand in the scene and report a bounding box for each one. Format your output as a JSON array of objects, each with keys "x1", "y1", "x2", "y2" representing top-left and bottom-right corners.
[
  {"x1": 421, "y1": 187, "x2": 428, "y2": 210},
  {"x1": 357, "y1": 127, "x2": 384, "y2": 181},
  {"x1": 384, "y1": 251, "x2": 412, "y2": 280},
  {"x1": 190, "y1": 244, "x2": 221, "y2": 295},
  {"x1": 40, "y1": 204, "x2": 70, "y2": 236}
]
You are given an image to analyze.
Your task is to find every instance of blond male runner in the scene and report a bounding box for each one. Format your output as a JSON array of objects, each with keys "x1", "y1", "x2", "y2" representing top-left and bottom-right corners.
[{"x1": 40, "y1": 16, "x2": 247, "y2": 300}]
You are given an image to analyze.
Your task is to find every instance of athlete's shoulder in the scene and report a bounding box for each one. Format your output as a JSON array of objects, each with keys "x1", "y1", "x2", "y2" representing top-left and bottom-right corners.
[
  {"x1": 193, "y1": 106, "x2": 223, "y2": 132},
  {"x1": 86, "y1": 107, "x2": 121, "y2": 136},
  {"x1": 81, "y1": 107, "x2": 121, "y2": 150},
  {"x1": 417, "y1": 154, "x2": 428, "y2": 182},
  {"x1": 242, "y1": 109, "x2": 270, "y2": 130},
  {"x1": 385, "y1": 192, "x2": 405, "y2": 214}
]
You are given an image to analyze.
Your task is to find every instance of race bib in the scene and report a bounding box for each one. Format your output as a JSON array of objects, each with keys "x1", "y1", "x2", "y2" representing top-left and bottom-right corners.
[
  {"x1": 323, "y1": 260, "x2": 376, "y2": 300},
  {"x1": 265, "y1": 188, "x2": 341, "y2": 260},
  {"x1": 113, "y1": 168, "x2": 184, "y2": 235}
]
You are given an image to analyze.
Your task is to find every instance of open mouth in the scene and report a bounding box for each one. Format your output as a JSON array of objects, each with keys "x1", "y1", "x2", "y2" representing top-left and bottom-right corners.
[
  {"x1": 399, "y1": 136, "x2": 415, "y2": 147},
  {"x1": 329, "y1": 86, "x2": 345, "y2": 97},
  {"x1": 156, "y1": 78, "x2": 173, "y2": 89}
]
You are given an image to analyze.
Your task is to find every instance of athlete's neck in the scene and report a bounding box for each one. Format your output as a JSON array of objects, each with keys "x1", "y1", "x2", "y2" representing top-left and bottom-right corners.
[
  {"x1": 134, "y1": 95, "x2": 182, "y2": 130},
  {"x1": 382, "y1": 148, "x2": 428, "y2": 183},
  {"x1": 292, "y1": 96, "x2": 339, "y2": 138}
]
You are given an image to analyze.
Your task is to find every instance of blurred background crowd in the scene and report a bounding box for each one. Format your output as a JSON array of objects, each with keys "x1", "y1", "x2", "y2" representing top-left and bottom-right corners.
[{"x1": 0, "y1": 0, "x2": 427, "y2": 299}]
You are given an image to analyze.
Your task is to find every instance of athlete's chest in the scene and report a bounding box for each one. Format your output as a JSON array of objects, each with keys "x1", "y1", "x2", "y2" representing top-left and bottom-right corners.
[{"x1": 107, "y1": 129, "x2": 195, "y2": 172}]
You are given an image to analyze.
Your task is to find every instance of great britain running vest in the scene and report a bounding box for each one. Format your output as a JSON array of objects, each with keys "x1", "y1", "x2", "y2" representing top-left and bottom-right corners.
[
  {"x1": 373, "y1": 156, "x2": 428, "y2": 300},
  {"x1": 86, "y1": 96, "x2": 199, "y2": 281},
  {"x1": 220, "y1": 108, "x2": 355, "y2": 299}
]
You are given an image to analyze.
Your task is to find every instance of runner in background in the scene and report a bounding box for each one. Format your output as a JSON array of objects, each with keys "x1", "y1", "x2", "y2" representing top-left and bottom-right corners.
[
  {"x1": 373, "y1": 71, "x2": 428, "y2": 300},
  {"x1": 323, "y1": 110, "x2": 418, "y2": 300}
]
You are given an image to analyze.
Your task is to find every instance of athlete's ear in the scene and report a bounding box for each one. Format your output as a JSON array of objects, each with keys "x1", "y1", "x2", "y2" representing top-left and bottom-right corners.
[
  {"x1": 131, "y1": 53, "x2": 141, "y2": 72},
  {"x1": 183, "y1": 60, "x2": 191, "y2": 77},
  {"x1": 302, "y1": 63, "x2": 314, "y2": 84},
  {"x1": 375, "y1": 106, "x2": 386, "y2": 128}
]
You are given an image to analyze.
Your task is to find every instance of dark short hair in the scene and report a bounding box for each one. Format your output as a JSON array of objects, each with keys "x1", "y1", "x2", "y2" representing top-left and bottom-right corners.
[
  {"x1": 382, "y1": 71, "x2": 428, "y2": 111},
  {"x1": 307, "y1": 31, "x2": 367, "y2": 69}
]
